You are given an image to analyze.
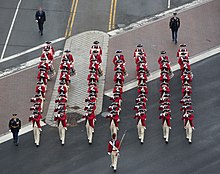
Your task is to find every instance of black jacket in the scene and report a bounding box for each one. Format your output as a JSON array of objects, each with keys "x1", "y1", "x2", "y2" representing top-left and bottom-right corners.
[
  {"x1": 169, "y1": 17, "x2": 180, "y2": 31},
  {"x1": 35, "y1": 10, "x2": 46, "y2": 23},
  {"x1": 9, "y1": 118, "x2": 21, "y2": 130}
]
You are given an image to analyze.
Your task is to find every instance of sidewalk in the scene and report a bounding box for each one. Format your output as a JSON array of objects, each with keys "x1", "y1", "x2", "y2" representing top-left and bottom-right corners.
[{"x1": 105, "y1": 0, "x2": 220, "y2": 91}]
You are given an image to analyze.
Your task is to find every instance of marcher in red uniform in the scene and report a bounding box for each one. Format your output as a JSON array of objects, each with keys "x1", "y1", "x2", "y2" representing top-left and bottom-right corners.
[
  {"x1": 55, "y1": 94, "x2": 68, "y2": 104},
  {"x1": 87, "y1": 70, "x2": 99, "y2": 85},
  {"x1": 58, "y1": 82, "x2": 68, "y2": 96},
  {"x1": 62, "y1": 49, "x2": 76, "y2": 75},
  {"x1": 133, "y1": 44, "x2": 147, "y2": 58},
  {"x1": 113, "y1": 50, "x2": 125, "y2": 65},
  {"x1": 29, "y1": 112, "x2": 42, "y2": 147},
  {"x1": 159, "y1": 112, "x2": 172, "y2": 143},
  {"x1": 108, "y1": 133, "x2": 120, "y2": 172},
  {"x1": 42, "y1": 41, "x2": 55, "y2": 55},
  {"x1": 106, "y1": 111, "x2": 120, "y2": 138},
  {"x1": 134, "y1": 111, "x2": 146, "y2": 144},
  {"x1": 90, "y1": 41, "x2": 102, "y2": 55},
  {"x1": 82, "y1": 110, "x2": 96, "y2": 144},
  {"x1": 177, "y1": 44, "x2": 189, "y2": 58},
  {"x1": 35, "y1": 81, "x2": 46, "y2": 98},
  {"x1": 182, "y1": 112, "x2": 194, "y2": 143},
  {"x1": 38, "y1": 58, "x2": 49, "y2": 71},
  {"x1": 54, "y1": 111, "x2": 67, "y2": 145},
  {"x1": 59, "y1": 70, "x2": 71, "y2": 86},
  {"x1": 41, "y1": 48, "x2": 55, "y2": 74}
]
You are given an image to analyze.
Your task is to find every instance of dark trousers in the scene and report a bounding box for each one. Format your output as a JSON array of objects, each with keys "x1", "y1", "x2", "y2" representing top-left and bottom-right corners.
[
  {"x1": 171, "y1": 30, "x2": 178, "y2": 44},
  {"x1": 12, "y1": 130, "x2": 19, "y2": 144},
  {"x1": 37, "y1": 21, "x2": 44, "y2": 34}
]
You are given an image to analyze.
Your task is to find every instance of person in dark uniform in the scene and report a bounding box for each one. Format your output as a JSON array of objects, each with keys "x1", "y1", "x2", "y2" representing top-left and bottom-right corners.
[
  {"x1": 35, "y1": 7, "x2": 46, "y2": 36},
  {"x1": 169, "y1": 12, "x2": 180, "y2": 44},
  {"x1": 8, "y1": 114, "x2": 21, "y2": 146}
]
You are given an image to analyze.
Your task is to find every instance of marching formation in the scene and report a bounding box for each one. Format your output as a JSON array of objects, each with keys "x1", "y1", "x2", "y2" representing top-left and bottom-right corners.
[
  {"x1": 106, "y1": 50, "x2": 127, "y2": 172},
  {"x1": 53, "y1": 49, "x2": 76, "y2": 145},
  {"x1": 83, "y1": 41, "x2": 103, "y2": 144},
  {"x1": 177, "y1": 44, "x2": 195, "y2": 144},
  {"x1": 29, "y1": 41, "x2": 56, "y2": 147},
  {"x1": 158, "y1": 51, "x2": 174, "y2": 144},
  {"x1": 133, "y1": 44, "x2": 150, "y2": 144}
]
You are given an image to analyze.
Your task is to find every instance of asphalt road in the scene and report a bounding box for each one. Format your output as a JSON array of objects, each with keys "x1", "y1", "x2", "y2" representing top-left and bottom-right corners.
[
  {"x1": 0, "y1": 54, "x2": 219, "y2": 174},
  {"x1": 0, "y1": 0, "x2": 194, "y2": 71}
]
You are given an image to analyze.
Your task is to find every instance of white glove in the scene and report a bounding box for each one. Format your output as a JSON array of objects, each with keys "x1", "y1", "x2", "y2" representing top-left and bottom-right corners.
[
  {"x1": 39, "y1": 128, "x2": 42, "y2": 131},
  {"x1": 64, "y1": 127, "x2": 67, "y2": 130},
  {"x1": 9, "y1": 129, "x2": 11, "y2": 132},
  {"x1": 192, "y1": 127, "x2": 195, "y2": 130},
  {"x1": 35, "y1": 20, "x2": 38, "y2": 23},
  {"x1": 108, "y1": 152, "x2": 111, "y2": 155},
  {"x1": 169, "y1": 127, "x2": 172, "y2": 130}
]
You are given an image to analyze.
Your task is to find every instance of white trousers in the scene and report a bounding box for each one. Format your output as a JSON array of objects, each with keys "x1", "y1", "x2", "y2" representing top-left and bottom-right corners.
[
  {"x1": 86, "y1": 120, "x2": 93, "y2": 143},
  {"x1": 33, "y1": 123, "x2": 40, "y2": 145},
  {"x1": 58, "y1": 123, "x2": 66, "y2": 144},
  {"x1": 111, "y1": 151, "x2": 119, "y2": 170},
  {"x1": 162, "y1": 121, "x2": 170, "y2": 142},
  {"x1": 110, "y1": 120, "x2": 118, "y2": 139},
  {"x1": 137, "y1": 119, "x2": 145, "y2": 143},
  {"x1": 185, "y1": 121, "x2": 193, "y2": 142}
]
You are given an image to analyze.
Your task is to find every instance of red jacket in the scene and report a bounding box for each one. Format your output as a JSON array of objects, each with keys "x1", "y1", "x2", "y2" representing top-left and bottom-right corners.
[
  {"x1": 183, "y1": 116, "x2": 194, "y2": 127},
  {"x1": 133, "y1": 49, "x2": 146, "y2": 58},
  {"x1": 106, "y1": 114, "x2": 120, "y2": 127},
  {"x1": 58, "y1": 85, "x2": 68, "y2": 94},
  {"x1": 158, "y1": 56, "x2": 169, "y2": 65},
  {"x1": 38, "y1": 62, "x2": 49, "y2": 71},
  {"x1": 113, "y1": 55, "x2": 125, "y2": 65},
  {"x1": 138, "y1": 86, "x2": 148, "y2": 94},
  {"x1": 83, "y1": 113, "x2": 96, "y2": 128},
  {"x1": 90, "y1": 45, "x2": 102, "y2": 55},
  {"x1": 29, "y1": 114, "x2": 42, "y2": 128},
  {"x1": 54, "y1": 114, "x2": 67, "y2": 127},
  {"x1": 87, "y1": 73, "x2": 99, "y2": 82},
  {"x1": 41, "y1": 52, "x2": 54, "y2": 61},
  {"x1": 135, "y1": 56, "x2": 147, "y2": 64},
  {"x1": 134, "y1": 113, "x2": 146, "y2": 127},
  {"x1": 108, "y1": 139, "x2": 120, "y2": 153},
  {"x1": 159, "y1": 115, "x2": 171, "y2": 127},
  {"x1": 177, "y1": 49, "x2": 189, "y2": 57},
  {"x1": 90, "y1": 54, "x2": 102, "y2": 64},
  {"x1": 62, "y1": 54, "x2": 74, "y2": 63},
  {"x1": 35, "y1": 85, "x2": 46, "y2": 94}
]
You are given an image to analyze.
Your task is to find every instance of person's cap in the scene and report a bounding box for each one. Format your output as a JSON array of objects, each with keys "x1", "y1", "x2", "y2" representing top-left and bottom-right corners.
[
  {"x1": 12, "y1": 113, "x2": 17, "y2": 116},
  {"x1": 180, "y1": 52, "x2": 186, "y2": 56},
  {"x1": 160, "y1": 51, "x2": 166, "y2": 54},
  {"x1": 37, "y1": 81, "x2": 43, "y2": 84},
  {"x1": 115, "y1": 50, "x2": 122, "y2": 53},
  {"x1": 180, "y1": 44, "x2": 186, "y2": 47},
  {"x1": 59, "y1": 81, "x2": 64, "y2": 85},
  {"x1": 41, "y1": 57, "x2": 47, "y2": 61},
  {"x1": 112, "y1": 133, "x2": 116, "y2": 139},
  {"x1": 61, "y1": 69, "x2": 68, "y2": 72},
  {"x1": 173, "y1": 12, "x2": 177, "y2": 16},
  {"x1": 45, "y1": 41, "x2": 51, "y2": 44},
  {"x1": 89, "y1": 69, "x2": 96, "y2": 73},
  {"x1": 93, "y1": 50, "x2": 98, "y2": 53},
  {"x1": 93, "y1": 41, "x2": 99, "y2": 44},
  {"x1": 137, "y1": 44, "x2": 143, "y2": 48},
  {"x1": 138, "y1": 52, "x2": 144, "y2": 55},
  {"x1": 64, "y1": 49, "x2": 71, "y2": 53}
]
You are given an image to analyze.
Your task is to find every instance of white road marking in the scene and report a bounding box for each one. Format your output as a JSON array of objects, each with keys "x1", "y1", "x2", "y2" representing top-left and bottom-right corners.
[
  {"x1": 0, "y1": 50, "x2": 62, "y2": 79},
  {"x1": 0, "y1": 0, "x2": 22, "y2": 60},
  {"x1": 0, "y1": 121, "x2": 46, "y2": 144},
  {"x1": 0, "y1": 37, "x2": 65, "y2": 63},
  {"x1": 168, "y1": 0, "x2": 171, "y2": 9},
  {"x1": 104, "y1": 45, "x2": 220, "y2": 97}
]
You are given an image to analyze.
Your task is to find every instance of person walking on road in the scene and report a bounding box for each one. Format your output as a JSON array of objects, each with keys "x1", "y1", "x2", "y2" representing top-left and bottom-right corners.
[
  {"x1": 108, "y1": 133, "x2": 120, "y2": 172},
  {"x1": 29, "y1": 112, "x2": 42, "y2": 147},
  {"x1": 169, "y1": 12, "x2": 180, "y2": 44},
  {"x1": 9, "y1": 114, "x2": 21, "y2": 146},
  {"x1": 35, "y1": 7, "x2": 46, "y2": 36},
  {"x1": 54, "y1": 111, "x2": 67, "y2": 146}
]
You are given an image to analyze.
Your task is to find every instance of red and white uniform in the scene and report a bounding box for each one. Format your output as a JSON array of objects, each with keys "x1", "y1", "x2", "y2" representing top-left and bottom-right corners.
[
  {"x1": 134, "y1": 112, "x2": 146, "y2": 143},
  {"x1": 138, "y1": 86, "x2": 148, "y2": 94},
  {"x1": 108, "y1": 136, "x2": 120, "y2": 171},
  {"x1": 134, "y1": 48, "x2": 146, "y2": 58},
  {"x1": 35, "y1": 85, "x2": 46, "y2": 98},
  {"x1": 159, "y1": 114, "x2": 171, "y2": 143},
  {"x1": 90, "y1": 45, "x2": 102, "y2": 55},
  {"x1": 41, "y1": 52, "x2": 54, "y2": 62},
  {"x1": 83, "y1": 112, "x2": 96, "y2": 144},
  {"x1": 158, "y1": 56, "x2": 169, "y2": 65},
  {"x1": 113, "y1": 55, "x2": 125, "y2": 65},
  {"x1": 54, "y1": 113, "x2": 67, "y2": 145},
  {"x1": 58, "y1": 85, "x2": 68, "y2": 95},
  {"x1": 38, "y1": 62, "x2": 49, "y2": 71},
  {"x1": 29, "y1": 114, "x2": 42, "y2": 146}
]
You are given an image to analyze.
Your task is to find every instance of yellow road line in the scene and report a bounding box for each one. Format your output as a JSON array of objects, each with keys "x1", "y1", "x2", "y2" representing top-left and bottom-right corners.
[
  {"x1": 68, "y1": 0, "x2": 79, "y2": 37},
  {"x1": 112, "y1": 0, "x2": 117, "y2": 30},
  {"x1": 65, "y1": 0, "x2": 75, "y2": 38},
  {"x1": 108, "y1": 0, "x2": 114, "y2": 31}
]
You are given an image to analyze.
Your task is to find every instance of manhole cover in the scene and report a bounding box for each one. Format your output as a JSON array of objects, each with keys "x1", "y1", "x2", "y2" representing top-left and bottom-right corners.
[
  {"x1": 101, "y1": 112, "x2": 110, "y2": 118},
  {"x1": 69, "y1": 106, "x2": 81, "y2": 110}
]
